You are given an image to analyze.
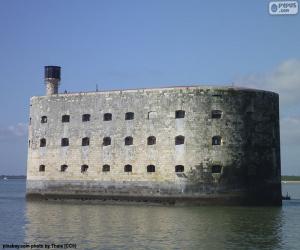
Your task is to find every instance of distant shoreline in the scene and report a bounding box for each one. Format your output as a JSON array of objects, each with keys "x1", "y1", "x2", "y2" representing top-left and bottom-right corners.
[
  {"x1": 282, "y1": 181, "x2": 300, "y2": 184},
  {"x1": 0, "y1": 175, "x2": 26, "y2": 180}
]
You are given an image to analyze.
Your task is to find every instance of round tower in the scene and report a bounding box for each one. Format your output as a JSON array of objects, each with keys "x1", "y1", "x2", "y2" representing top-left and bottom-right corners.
[{"x1": 45, "y1": 66, "x2": 61, "y2": 95}]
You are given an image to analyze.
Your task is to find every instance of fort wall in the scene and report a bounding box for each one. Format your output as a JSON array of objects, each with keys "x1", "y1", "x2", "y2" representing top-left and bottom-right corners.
[{"x1": 26, "y1": 85, "x2": 282, "y2": 205}]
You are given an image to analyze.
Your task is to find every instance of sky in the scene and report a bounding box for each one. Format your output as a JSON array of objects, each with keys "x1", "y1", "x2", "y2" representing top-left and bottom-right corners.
[{"x1": 0, "y1": 0, "x2": 299, "y2": 175}]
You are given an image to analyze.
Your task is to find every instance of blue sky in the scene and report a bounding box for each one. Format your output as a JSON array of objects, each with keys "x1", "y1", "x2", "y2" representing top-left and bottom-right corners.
[{"x1": 0, "y1": 0, "x2": 299, "y2": 175}]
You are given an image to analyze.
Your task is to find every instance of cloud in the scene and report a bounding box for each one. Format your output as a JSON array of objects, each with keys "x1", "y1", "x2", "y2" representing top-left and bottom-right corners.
[
  {"x1": 281, "y1": 116, "x2": 300, "y2": 146},
  {"x1": 235, "y1": 59, "x2": 300, "y2": 108},
  {"x1": 0, "y1": 123, "x2": 28, "y2": 139}
]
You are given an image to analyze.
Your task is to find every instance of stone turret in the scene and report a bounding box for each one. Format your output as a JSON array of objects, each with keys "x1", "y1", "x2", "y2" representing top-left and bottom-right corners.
[{"x1": 45, "y1": 66, "x2": 61, "y2": 95}]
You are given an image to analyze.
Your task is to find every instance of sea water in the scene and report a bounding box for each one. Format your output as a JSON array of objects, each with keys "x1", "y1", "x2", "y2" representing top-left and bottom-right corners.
[{"x1": 0, "y1": 179, "x2": 300, "y2": 250}]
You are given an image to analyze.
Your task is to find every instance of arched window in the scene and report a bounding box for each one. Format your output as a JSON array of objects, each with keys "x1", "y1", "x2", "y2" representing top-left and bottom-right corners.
[
  {"x1": 60, "y1": 165, "x2": 68, "y2": 172},
  {"x1": 211, "y1": 110, "x2": 222, "y2": 119},
  {"x1": 175, "y1": 165, "x2": 184, "y2": 172},
  {"x1": 41, "y1": 116, "x2": 47, "y2": 123},
  {"x1": 61, "y1": 138, "x2": 69, "y2": 147},
  {"x1": 62, "y1": 115, "x2": 70, "y2": 123},
  {"x1": 125, "y1": 112, "x2": 134, "y2": 120},
  {"x1": 103, "y1": 113, "x2": 112, "y2": 121},
  {"x1": 81, "y1": 165, "x2": 88, "y2": 173},
  {"x1": 125, "y1": 136, "x2": 133, "y2": 145},
  {"x1": 102, "y1": 165, "x2": 110, "y2": 172},
  {"x1": 40, "y1": 138, "x2": 46, "y2": 147},
  {"x1": 82, "y1": 137, "x2": 90, "y2": 146},
  {"x1": 124, "y1": 164, "x2": 132, "y2": 172},
  {"x1": 147, "y1": 165, "x2": 155, "y2": 173},
  {"x1": 212, "y1": 165, "x2": 222, "y2": 174},
  {"x1": 103, "y1": 137, "x2": 111, "y2": 146},
  {"x1": 175, "y1": 110, "x2": 185, "y2": 119},
  {"x1": 39, "y1": 165, "x2": 45, "y2": 172},
  {"x1": 82, "y1": 114, "x2": 90, "y2": 122},
  {"x1": 212, "y1": 136, "x2": 222, "y2": 145},
  {"x1": 175, "y1": 135, "x2": 185, "y2": 145},
  {"x1": 147, "y1": 136, "x2": 156, "y2": 145}
]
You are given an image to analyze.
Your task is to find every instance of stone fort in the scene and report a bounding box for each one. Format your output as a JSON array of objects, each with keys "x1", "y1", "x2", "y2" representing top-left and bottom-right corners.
[{"x1": 26, "y1": 66, "x2": 282, "y2": 205}]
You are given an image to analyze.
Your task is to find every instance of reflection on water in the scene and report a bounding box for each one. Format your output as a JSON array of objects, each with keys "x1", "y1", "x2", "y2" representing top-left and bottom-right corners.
[
  {"x1": 0, "y1": 181, "x2": 298, "y2": 250},
  {"x1": 25, "y1": 201, "x2": 283, "y2": 250}
]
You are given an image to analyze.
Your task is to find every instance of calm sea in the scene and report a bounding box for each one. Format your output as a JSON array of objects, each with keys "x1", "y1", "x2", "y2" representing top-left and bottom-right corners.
[{"x1": 0, "y1": 180, "x2": 300, "y2": 250}]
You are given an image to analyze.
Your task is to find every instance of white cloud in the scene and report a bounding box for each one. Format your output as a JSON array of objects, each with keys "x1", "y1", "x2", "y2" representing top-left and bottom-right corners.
[
  {"x1": 0, "y1": 123, "x2": 28, "y2": 139},
  {"x1": 281, "y1": 116, "x2": 300, "y2": 145},
  {"x1": 236, "y1": 59, "x2": 300, "y2": 108}
]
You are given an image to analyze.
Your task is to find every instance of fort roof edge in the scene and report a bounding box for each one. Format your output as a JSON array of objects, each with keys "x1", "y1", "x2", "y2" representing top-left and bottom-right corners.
[{"x1": 32, "y1": 84, "x2": 278, "y2": 99}]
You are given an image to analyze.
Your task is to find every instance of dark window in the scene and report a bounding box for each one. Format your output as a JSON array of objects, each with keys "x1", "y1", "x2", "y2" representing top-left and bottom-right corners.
[
  {"x1": 212, "y1": 94, "x2": 222, "y2": 98},
  {"x1": 40, "y1": 138, "x2": 46, "y2": 147},
  {"x1": 82, "y1": 114, "x2": 90, "y2": 122},
  {"x1": 81, "y1": 165, "x2": 88, "y2": 173},
  {"x1": 212, "y1": 165, "x2": 222, "y2": 174},
  {"x1": 103, "y1": 137, "x2": 111, "y2": 146},
  {"x1": 147, "y1": 165, "x2": 155, "y2": 173},
  {"x1": 175, "y1": 165, "x2": 184, "y2": 172},
  {"x1": 212, "y1": 136, "x2": 222, "y2": 145},
  {"x1": 62, "y1": 115, "x2": 70, "y2": 123},
  {"x1": 29, "y1": 117, "x2": 31, "y2": 125},
  {"x1": 28, "y1": 140, "x2": 30, "y2": 147},
  {"x1": 175, "y1": 135, "x2": 185, "y2": 145},
  {"x1": 102, "y1": 165, "x2": 110, "y2": 172},
  {"x1": 125, "y1": 112, "x2": 134, "y2": 120},
  {"x1": 61, "y1": 165, "x2": 68, "y2": 172},
  {"x1": 41, "y1": 116, "x2": 47, "y2": 123},
  {"x1": 211, "y1": 110, "x2": 222, "y2": 119},
  {"x1": 124, "y1": 164, "x2": 132, "y2": 172},
  {"x1": 175, "y1": 110, "x2": 185, "y2": 119},
  {"x1": 61, "y1": 138, "x2": 69, "y2": 147},
  {"x1": 125, "y1": 136, "x2": 133, "y2": 145},
  {"x1": 82, "y1": 137, "x2": 90, "y2": 146},
  {"x1": 103, "y1": 113, "x2": 112, "y2": 121},
  {"x1": 39, "y1": 165, "x2": 45, "y2": 172},
  {"x1": 147, "y1": 136, "x2": 156, "y2": 145}
]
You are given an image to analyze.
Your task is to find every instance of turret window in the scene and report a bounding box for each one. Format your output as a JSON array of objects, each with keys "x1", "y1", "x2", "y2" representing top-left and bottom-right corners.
[
  {"x1": 147, "y1": 165, "x2": 155, "y2": 173},
  {"x1": 103, "y1": 113, "x2": 112, "y2": 121},
  {"x1": 147, "y1": 136, "x2": 156, "y2": 145},
  {"x1": 125, "y1": 112, "x2": 134, "y2": 120},
  {"x1": 175, "y1": 135, "x2": 185, "y2": 145},
  {"x1": 82, "y1": 114, "x2": 90, "y2": 122},
  {"x1": 103, "y1": 137, "x2": 111, "y2": 146},
  {"x1": 40, "y1": 138, "x2": 46, "y2": 147},
  {"x1": 62, "y1": 115, "x2": 70, "y2": 123},
  {"x1": 212, "y1": 136, "x2": 222, "y2": 145},
  {"x1": 125, "y1": 136, "x2": 133, "y2": 145},
  {"x1": 81, "y1": 165, "x2": 88, "y2": 173},
  {"x1": 41, "y1": 116, "x2": 47, "y2": 123},
  {"x1": 175, "y1": 165, "x2": 184, "y2": 172},
  {"x1": 102, "y1": 165, "x2": 110, "y2": 172},
  {"x1": 82, "y1": 137, "x2": 90, "y2": 146},
  {"x1": 39, "y1": 165, "x2": 45, "y2": 172},
  {"x1": 124, "y1": 164, "x2": 132, "y2": 172},
  {"x1": 175, "y1": 110, "x2": 185, "y2": 119},
  {"x1": 60, "y1": 165, "x2": 68, "y2": 172},
  {"x1": 61, "y1": 138, "x2": 69, "y2": 147},
  {"x1": 211, "y1": 110, "x2": 222, "y2": 119}
]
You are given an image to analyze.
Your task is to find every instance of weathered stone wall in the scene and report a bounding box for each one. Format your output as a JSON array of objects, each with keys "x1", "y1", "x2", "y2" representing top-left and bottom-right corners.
[{"x1": 26, "y1": 86, "x2": 281, "y2": 205}]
